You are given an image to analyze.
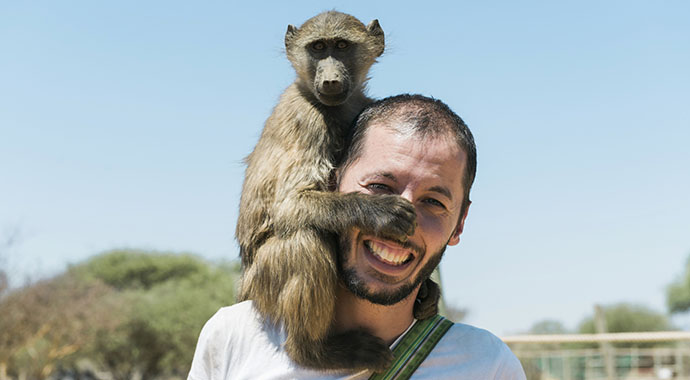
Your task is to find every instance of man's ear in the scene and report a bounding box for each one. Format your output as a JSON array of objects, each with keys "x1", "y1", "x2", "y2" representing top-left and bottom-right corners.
[
  {"x1": 448, "y1": 201, "x2": 471, "y2": 246},
  {"x1": 333, "y1": 167, "x2": 342, "y2": 191}
]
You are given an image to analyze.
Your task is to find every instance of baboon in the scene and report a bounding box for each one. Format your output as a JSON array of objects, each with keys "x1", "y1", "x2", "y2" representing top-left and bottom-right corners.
[{"x1": 236, "y1": 11, "x2": 439, "y2": 371}]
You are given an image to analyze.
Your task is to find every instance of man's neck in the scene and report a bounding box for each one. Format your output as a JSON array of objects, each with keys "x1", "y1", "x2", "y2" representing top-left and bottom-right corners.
[{"x1": 333, "y1": 284, "x2": 420, "y2": 345}]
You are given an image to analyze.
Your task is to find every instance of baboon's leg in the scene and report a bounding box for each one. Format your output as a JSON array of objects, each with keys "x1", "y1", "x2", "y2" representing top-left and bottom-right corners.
[
  {"x1": 240, "y1": 229, "x2": 394, "y2": 371},
  {"x1": 240, "y1": 229, "x2": 338, "y2": 341},
  {"x1": 413, "y1": 279, "x2": 441, "y2": 320}
]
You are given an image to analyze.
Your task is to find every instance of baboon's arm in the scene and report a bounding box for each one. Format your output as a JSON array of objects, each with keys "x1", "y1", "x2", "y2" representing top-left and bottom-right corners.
[{"x1": 274, "y1": 190, "x2": 416, "y2": 240}]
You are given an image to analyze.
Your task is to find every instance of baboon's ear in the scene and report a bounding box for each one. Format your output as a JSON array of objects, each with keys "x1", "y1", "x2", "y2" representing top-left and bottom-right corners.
[
  {"x1": 366, "y1": 20, "x2": 384, "y2": 36},
  {"x1": 285, "y1": 24, "x2": 297, "y2": 48},
  {"x1": 366, "y1": 20, "x2": 385, "y2": 57}
]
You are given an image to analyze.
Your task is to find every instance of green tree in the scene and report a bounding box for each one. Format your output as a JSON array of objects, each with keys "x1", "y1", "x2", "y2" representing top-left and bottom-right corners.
[
  {"x1": 578, "y1": 303, "x2": 673, "y2": 348},
  {"x1": 443, "y1": 303, "x2": 467, "y2": 322},
  {"x1": 0, "y1": 274, "x2": 121, "y2": 379},
  {"x1": 72, "y1": 249, "x2": 217, "y2": 290},
  {"x1": 0, "y1": 249, "x2": 240, "y2": 379},
  {"x1": 73, "y1": 249, "x2": 240, "y2": 379},
  {"x1": 578, "y1": 303, "x2": 673, "y2": 334},
  {"x1": 528, "y1": 319, "x2": 569, "y2": 335},
  {"x1": 0, "y1": 226, "x2": 20, "y2": 298},
  {"x1": 667, "y1": 255, "x2": 690, "y2": 314}
]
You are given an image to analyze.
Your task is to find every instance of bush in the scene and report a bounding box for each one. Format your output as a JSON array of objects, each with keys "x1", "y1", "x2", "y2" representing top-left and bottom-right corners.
[{"x1": 0, "y1": 249, "x2": 240, "y2": 379}]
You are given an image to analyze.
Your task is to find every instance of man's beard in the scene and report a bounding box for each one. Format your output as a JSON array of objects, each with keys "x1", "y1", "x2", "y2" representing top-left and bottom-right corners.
[{"x1": 338, "y1": 233, "x2": 445, "y2": 306}]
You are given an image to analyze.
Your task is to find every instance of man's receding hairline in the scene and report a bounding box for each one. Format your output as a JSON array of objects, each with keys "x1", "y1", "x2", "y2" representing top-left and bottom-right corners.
[
  {"x1": 341, "y1": 120, "x2": 467, "y2": 171},
  {"x1": 369, "y1": 119, "x2": 470, "y2": 161}
]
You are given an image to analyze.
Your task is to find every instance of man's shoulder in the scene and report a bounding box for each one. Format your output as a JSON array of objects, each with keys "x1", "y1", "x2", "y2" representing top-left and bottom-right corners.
[
  {"x1": 194, "y1": 300, "x2": 275, "y2": 350},
  {"x1": 443, "y1": 322, "x2": 509, "y2": 352},
  {"x1": 414, "y1": 321, "x2": 526, "y2": 379},
  {"x1": 189, "y1": 301, "x2": 289, "y2": 380},
  {"x1": 203, "y1": 300, "x2": 258, "y2": 329}
]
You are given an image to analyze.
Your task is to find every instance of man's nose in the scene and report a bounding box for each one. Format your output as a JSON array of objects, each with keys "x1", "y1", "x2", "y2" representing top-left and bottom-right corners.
[
  {"x1": 400, "y1": 191, "x2": 417, "y2": 212},
  {"x1": 399, "y1": 189, "x2": 413, "y2": 202},
  {"x1": 399, "y1": 191, "x2": 421, "y2": 237}
]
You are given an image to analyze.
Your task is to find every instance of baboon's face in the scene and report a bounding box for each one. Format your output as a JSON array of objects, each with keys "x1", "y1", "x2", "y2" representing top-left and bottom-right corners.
[
  {"x1": 285, "y1": 12, "x2": 384, "y2": 106},
  {"x1": 337, "y1": 124, "x2": 469, "y2": 304},
  {"x1": 305, "y1": 39, "x2": 356, "y2": 106}
]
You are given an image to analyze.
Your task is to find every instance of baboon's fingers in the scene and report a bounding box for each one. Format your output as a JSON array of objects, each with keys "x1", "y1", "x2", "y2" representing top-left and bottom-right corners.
[{"x1": 365, "y1": 194, "x2": 416, "y2": 239}]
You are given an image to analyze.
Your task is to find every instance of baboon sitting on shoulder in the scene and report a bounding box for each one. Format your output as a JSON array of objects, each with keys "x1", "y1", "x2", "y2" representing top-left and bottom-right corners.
[{"x1": 236, "y1": 11, "x2": 440, "y2": 371}]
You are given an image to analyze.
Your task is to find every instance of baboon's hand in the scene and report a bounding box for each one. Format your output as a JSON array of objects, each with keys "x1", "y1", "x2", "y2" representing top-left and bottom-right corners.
[{"x1": 358, "y1": 194, "x2": 416, "y2": 240}]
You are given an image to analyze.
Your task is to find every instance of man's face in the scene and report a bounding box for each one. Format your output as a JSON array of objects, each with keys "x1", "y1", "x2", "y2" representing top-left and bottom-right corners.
[{"x1": 337, "y1": 122, "x2": 469, "y2": 305}]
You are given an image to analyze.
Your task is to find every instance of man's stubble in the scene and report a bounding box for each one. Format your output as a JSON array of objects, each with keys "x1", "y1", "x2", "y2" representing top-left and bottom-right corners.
[{"x1": 337, "y1": 233, "x2": 446, "y2": 306}]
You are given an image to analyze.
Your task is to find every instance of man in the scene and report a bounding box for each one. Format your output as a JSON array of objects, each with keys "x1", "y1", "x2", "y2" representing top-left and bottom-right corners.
[{"x1": 188, "y1": 94, "x2": 526, "y2": 379}]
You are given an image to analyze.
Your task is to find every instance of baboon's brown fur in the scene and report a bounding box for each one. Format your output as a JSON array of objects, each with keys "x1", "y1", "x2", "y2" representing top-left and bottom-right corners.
[{"x1": 236, "y1": 11, "x2": 439, "y2": 371}]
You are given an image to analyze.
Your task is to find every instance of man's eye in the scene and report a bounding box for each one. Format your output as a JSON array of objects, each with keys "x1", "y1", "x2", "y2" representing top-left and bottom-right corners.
[
  {"x1": 424, "y1": 198, "x2": 446, "y2": 209},
  {"x1": 366, "y1": 183, "x2": 392, "y2": 193}
]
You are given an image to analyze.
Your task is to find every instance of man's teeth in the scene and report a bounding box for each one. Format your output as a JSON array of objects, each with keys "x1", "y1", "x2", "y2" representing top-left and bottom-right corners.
[{"x1": 366, "y1": 241, "x2": 412, "y2": 266}]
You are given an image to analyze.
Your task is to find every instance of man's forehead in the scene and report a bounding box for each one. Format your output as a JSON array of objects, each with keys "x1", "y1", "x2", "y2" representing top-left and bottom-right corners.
[
  {"x1": 367, "y1": 118, "x2": 458, "y2": 145},
  {"x1": 356, "y1": 128, "x2": 466, "y2": 194},
  {"x1": 363, "y1": 122, "x2": 465, "y2": 160}
]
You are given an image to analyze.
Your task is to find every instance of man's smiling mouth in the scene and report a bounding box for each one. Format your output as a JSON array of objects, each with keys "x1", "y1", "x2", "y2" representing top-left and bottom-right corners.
[{"x1": 364, "y1": 240, "x2": 414, "y2": 266}]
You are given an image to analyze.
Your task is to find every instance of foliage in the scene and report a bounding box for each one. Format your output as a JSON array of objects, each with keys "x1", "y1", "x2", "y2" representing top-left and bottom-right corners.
[
  {"x1": 578, "y1": 303, "x2": 673, "y2": 334},
  {"x1": 0, "y1": 271, "x2": 7, "y2": 297},
  {"x1": 443, "y1": 303, "x2": 467, "y2": 322},
  {"x1": 667, "y1": 256, "x2": 690, "y2": 314},
  {"x1": 0, "y1": 274, "x2": 121, "y2": 379},
  {"x1": 0, "y1": 249, "x2": 240, "y2": 379},
  {"x1": 72, "y1": 249, "x2": 216, "y2": 290},
  {"x1": 577, "y1": 303, "x2": 674, "y2": 348},
  {"x1": 511, "y1": 319, "x2": 574, "y2": 353},
  {"x1": 0, "y1": 227, "x2": 20, "y2": 297},
  {"x1": 75, "y1": 249, "x2": 239, "y2": 379},
  {"x1": 528, "y1": 319, "x2": 569, "y2": 335}
]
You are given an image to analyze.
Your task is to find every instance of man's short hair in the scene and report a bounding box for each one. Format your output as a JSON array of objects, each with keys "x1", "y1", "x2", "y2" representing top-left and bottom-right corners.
[{"x1": 339, "y1": 94, "x2": 477, "y2": 220}]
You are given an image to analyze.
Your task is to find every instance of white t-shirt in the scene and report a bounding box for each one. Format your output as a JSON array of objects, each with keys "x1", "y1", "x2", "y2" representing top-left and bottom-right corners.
[{"x1": 188, "y1": 301, "x2": 526, "y2": 380}]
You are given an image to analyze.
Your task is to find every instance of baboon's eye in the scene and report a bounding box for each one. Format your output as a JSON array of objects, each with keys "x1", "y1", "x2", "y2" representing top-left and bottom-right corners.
[
  {"x1": 336, "y1": 40, "x2": 349, "y2": 49},
  {"x1": 311, "y1": 41, "x2": 326, "y2": 51}
]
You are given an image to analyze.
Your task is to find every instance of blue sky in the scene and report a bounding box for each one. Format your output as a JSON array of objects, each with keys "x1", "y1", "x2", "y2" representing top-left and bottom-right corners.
[{"x1": 1, "y1": 1, "x2": 689, "y2": 335}]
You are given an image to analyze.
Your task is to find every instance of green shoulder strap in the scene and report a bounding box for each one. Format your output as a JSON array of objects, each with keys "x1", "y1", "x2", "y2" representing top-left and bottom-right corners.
[{"x1": 368, "y1": 315, "x2": 453, "y2": 380}]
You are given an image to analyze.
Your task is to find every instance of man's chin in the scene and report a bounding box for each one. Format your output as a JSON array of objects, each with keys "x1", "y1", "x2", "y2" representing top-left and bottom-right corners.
[
  {"x1": 340, "y1": 267, "x2": 421, "y2": 306},
  {"x1": 337, "y1": 230, "x2": 446, "y2": 306}
]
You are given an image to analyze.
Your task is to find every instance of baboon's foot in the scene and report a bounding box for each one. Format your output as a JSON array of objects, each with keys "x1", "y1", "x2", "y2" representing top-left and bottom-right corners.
[{"x1": 286, "y1": 329, "x2": 393, "y2": 372}]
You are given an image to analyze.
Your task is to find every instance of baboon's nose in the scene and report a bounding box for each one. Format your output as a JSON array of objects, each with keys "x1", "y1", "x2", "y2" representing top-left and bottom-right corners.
[{"x1": 321, "y1": 79, "x2": 343, "y2": 94}]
